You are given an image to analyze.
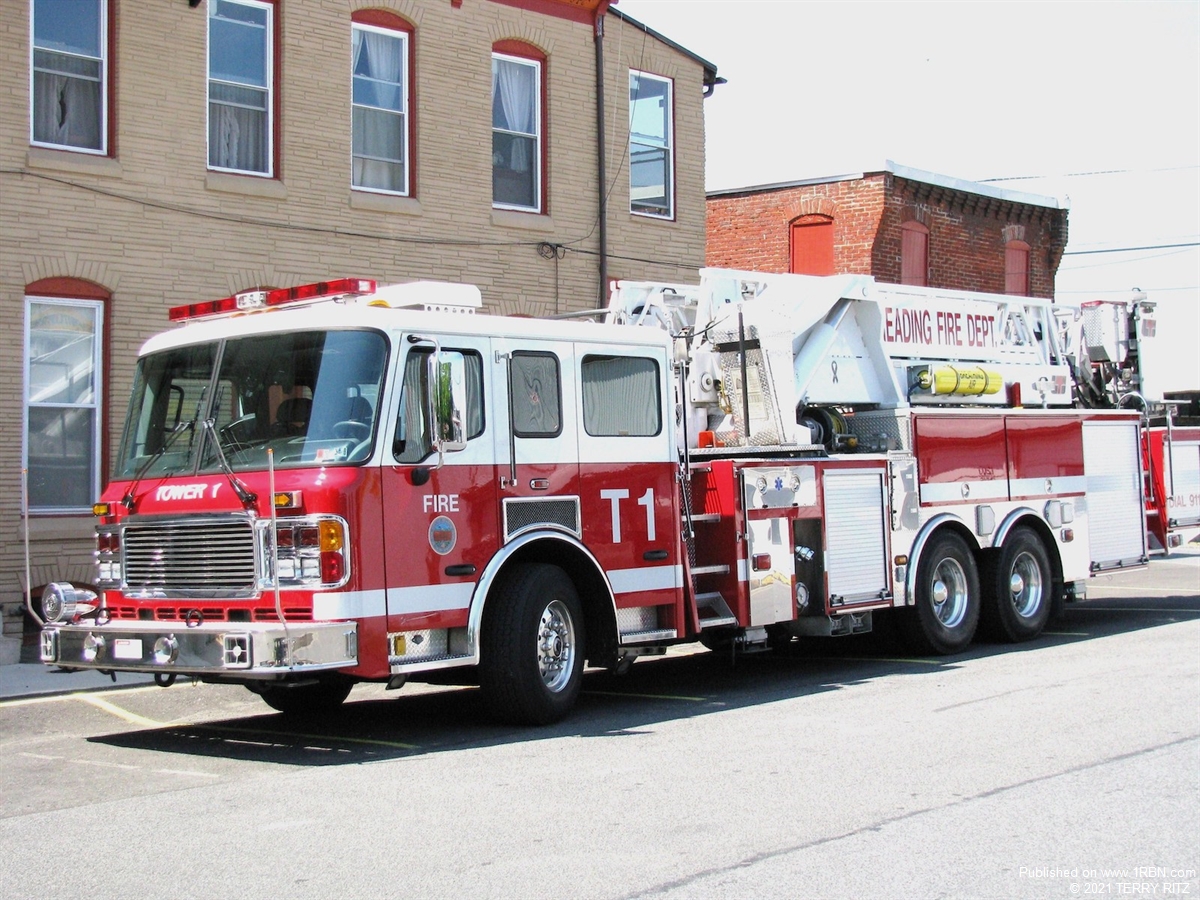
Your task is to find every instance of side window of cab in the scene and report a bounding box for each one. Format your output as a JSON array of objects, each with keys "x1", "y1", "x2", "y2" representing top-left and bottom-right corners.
[{"x1": 393, "y1": 348, "x2": 484, "y2": 463}]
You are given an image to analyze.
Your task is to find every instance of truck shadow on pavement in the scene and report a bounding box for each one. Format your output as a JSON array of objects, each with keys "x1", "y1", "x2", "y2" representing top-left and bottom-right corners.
[{"x1": 91, "y1": 592, "x2": 1199, "y2": 767}]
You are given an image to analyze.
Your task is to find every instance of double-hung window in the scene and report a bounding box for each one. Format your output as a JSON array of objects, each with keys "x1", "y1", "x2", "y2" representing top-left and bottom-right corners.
[
  {"x1": 208, "y1": 0, "x2": 273, "y2": 175},
  {"x1": 24, "y1": 296, "x2": 104, "y2": 512},
  {"x1": 629, "y1": 71, "x2": 673, "y2": 218},
  {"x1": 31, "y1": 0, "x2": 107, "y2": 153},
  {"x1": 352, "y1": 22, "x2": 409, "y2": 194},
  {"x1": 492, "y1": 52, "x2": 542, "y2": 212}
]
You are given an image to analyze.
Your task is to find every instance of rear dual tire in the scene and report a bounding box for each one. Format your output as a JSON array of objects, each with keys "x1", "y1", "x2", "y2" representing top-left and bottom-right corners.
[{"x1": 983, "y1": 527, "x2": 1053, "y2": 643}]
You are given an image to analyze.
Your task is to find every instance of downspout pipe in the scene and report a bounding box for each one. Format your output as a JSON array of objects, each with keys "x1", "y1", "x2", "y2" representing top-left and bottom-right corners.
[{"x1": 594, "y1": 10, "x2": 608, "y2": 307}]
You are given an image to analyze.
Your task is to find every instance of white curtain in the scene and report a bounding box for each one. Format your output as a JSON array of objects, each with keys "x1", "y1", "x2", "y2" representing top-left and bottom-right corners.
[
  {"x1": 352, "y1": 28, "x2": 405, "y2": 191},
  {"x1": 494, "y1": 58, "x2": 535, "y2": 172},
  {"x1": 361, "y1": 30, "x2": 402, "y2": 109},
  {"x1": 33, "y1": 70, "x2": 101, "y2": 150},
  {"x1": 210, "y1": 92, "x2": 267, "y2": 172}
]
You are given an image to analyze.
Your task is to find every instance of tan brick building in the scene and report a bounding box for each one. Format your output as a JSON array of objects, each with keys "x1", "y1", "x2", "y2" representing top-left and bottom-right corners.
[
  {"x1": 0, "y1": 0, "x2": 718, "y2": 655},
  {"x1": 707, "y1": 162, "x2": 1068, "y2": 299}
]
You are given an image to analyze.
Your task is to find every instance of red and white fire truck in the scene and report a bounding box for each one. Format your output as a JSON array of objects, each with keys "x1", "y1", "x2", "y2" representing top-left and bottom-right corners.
[
  {"x1": 1064, "y1": 295, "x2": 1200, "y2": 554},
  {"x1": 36, "y1": 271, "x2": 1155, "y2": 724}
]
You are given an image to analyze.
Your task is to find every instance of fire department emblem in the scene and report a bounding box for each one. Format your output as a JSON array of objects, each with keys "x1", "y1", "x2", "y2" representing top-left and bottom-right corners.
[{"x1": 429, "y1": 515, "x2": 457, "y2": 555}]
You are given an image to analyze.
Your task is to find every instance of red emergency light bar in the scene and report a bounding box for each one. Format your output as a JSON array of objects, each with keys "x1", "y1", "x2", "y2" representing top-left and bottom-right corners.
[{"x1": 168, "y1": 278, "x2": 377, "y2": 322}]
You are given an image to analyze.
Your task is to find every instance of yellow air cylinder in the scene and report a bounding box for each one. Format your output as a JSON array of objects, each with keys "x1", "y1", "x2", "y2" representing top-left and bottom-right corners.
[{"x1": 917, "y1": 365, "x2": 1003, "y2": 396}]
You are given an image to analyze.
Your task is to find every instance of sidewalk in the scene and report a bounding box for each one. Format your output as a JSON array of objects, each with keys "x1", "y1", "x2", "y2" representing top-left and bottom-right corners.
[{"x1": 0, "y1": 663, "x2": 153, "y2": 701}]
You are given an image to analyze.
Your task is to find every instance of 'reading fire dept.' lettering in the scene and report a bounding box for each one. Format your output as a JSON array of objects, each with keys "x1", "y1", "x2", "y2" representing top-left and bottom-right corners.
[{"x1": 884, "y1": 304, "x2": 998, "y2": 349}]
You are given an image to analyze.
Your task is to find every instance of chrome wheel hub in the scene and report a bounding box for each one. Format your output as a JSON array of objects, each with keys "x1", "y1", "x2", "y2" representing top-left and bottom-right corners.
[
  {"x1": 1008, "y1": 551, "x2": 1044, "y2": 619},
  {"x1": 930, "y1": 559, "x2": 968, "y2": 628},
  {"x1": 537, "y1": 600, "x2": 575, "y2": 693}
]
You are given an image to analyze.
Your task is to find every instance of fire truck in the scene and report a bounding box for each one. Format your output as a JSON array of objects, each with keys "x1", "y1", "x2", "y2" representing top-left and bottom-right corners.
[
  {"x1": 36, "y1": 271, "x2": 1153, "y2": 724},
  {"x1": 1064, "y1": 295, "x2": 1200, "y2": 554}
]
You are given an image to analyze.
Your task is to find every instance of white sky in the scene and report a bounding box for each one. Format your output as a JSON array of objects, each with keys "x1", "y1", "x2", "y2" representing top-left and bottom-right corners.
[{"x1": 617, "y1": 0, "x2": 1200, "y2": 392}]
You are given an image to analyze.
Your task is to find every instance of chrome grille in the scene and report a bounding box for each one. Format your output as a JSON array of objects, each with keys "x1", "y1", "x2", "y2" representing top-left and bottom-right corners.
[{"x1": 123, "y1": 517, "x2": 258, "y2": 598}]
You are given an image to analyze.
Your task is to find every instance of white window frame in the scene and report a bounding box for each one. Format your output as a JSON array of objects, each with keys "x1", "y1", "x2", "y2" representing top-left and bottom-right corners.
[
  {"x1": 491, "y1": 52, "x2": 542, "y2": 214},
  {"x1": 23, "y1": 296, "x2": 104, "y2": 514},
  {"x1": 29, "y1": 0, "x2": 108, "y2": 155},
  {"x1": 351, "y1": 22, "x2": 410, "y2": 196},
  {"x1": 629, "y1": 70, "x2": 675, "y2": 220},
  {"x1": 207, "y1": 0, "x2": 274, "y2": 177}
]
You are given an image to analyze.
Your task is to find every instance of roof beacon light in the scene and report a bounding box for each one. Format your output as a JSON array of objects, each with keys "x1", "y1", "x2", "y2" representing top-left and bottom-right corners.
[{"x1": 168, "y1": 278, "x2": 377, "y2": 322}]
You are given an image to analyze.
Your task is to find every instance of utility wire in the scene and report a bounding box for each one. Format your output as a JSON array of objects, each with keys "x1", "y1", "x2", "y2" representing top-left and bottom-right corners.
[
  {"x1": 3, "y1": 23, "x2": 700, "y2": 280},
  {"x1": 980, "y1": 164, "x2": 1200, "y2": 182},
  {"x1": 1057, "y1": 286, "x2": 1199, "y2": 294},
  {"x1": 0, "y1": 168, "x2": 536, "y2": 249},
  {"x1": 1063, "y1": 240, "x2": 1199, "y2": 256},
  {"x1": 1, "y1": 165, "x2": 703, "y2": 273},
  {"x1": 2, "y1": 17, "x2": 709, "y2": 283},
  {"x1": 1060, "y1": 247, "x2": 1195, "y2": 272}
]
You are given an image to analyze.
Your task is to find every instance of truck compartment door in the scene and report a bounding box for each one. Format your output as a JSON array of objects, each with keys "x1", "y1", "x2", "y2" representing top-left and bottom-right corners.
[
  {"x1": 1082, "y1": 420, "x2": 1147, "y2": 570},
  {"x1": 824, "y1": 469, "x2": 890, "y2": 605}
]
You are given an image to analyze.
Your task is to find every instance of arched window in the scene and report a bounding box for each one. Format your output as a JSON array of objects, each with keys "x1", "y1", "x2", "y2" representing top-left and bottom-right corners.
[
  {"x1": 901, "y1": 220, "x2": 929, "y2": 286},
  {"x1": 24, "y1": 278, "x2": 110, "y2": 512},
  {"x1": 1005, "y1": 240, "x2": 1030, "y2": 295},
  {"x1": 492, "y1": 40, "x2": 546, "y2": 213},
  {"x1": 789, "y1": 215, "x2": 835, "y2": 275},
  {"x1": 351, "y1": 10, "x2": 414, "y2": 195}
]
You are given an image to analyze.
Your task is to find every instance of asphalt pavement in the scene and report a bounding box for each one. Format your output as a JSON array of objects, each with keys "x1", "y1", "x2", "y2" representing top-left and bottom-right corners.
[{"x1": 2, "y1": 542, "x2": 1194, "y2": 701}]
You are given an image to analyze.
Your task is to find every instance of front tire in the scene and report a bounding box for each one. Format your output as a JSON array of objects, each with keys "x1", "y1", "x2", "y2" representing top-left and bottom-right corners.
[
  {"x1": 480, "y1": 564, "x2": 585, "y2": 725},
  {"x1": 902, "y1": 531, "x2": 980, "y2": 655},
  {"x1": 984, "y1": 527, "x2": 1053, "y2": 642}
]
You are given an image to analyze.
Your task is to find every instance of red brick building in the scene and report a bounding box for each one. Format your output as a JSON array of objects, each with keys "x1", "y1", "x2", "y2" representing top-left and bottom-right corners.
[{"x1": 706, "y1": 162, "x2": 1068, "y2": 298}]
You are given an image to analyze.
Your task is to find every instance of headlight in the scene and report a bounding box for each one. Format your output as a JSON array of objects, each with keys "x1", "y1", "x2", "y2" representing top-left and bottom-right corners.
[
  {"x1": 41, "y1": 583, "x2": 99, "y2": 624},
  {"x1": 272, "y1": 517, "x2": 350, "y2": 589}
]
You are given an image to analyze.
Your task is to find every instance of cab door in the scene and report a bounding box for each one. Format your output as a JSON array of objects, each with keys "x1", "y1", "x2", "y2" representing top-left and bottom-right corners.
[
  {"x1": 574, "y1": 341, "x2": 683, "y2": 635},
  {"x1": 492, "y1": 340, "x2": 581, "y2": 544},
  {"x1": 380, "y1": 336, "x2": 498, "y2": 637}
]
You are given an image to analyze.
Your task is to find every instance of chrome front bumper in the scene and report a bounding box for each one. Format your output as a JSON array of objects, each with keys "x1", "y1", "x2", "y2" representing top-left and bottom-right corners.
[{"x1": 40, "y1": 620, "x2": 358, "y2": 679}]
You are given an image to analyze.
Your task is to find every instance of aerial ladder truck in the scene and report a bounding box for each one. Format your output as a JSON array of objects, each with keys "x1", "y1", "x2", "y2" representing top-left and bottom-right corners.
[{"x1": 35, "y1": 270, "x2": 1151, "y2": 723}]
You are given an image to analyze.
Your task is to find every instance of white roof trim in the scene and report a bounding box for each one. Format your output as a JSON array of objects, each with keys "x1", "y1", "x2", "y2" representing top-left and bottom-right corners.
[{"x1": 708, "y1": 159, "x2": 1066, "y2": 210}]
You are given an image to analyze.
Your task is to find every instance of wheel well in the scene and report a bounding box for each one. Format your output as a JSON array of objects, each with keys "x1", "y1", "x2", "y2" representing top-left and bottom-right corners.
[
  {"x1": 906, "y1": 519, "x2": 980, "y2": 603},
  {"x1": 497, "y1": 539, "x2": 619, "y2": 669}
]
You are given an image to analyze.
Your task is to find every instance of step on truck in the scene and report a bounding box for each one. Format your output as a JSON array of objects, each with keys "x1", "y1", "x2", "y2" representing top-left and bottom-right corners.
[{"x1": 35, "y1": 271, "x2": 1149, "y2": 724}]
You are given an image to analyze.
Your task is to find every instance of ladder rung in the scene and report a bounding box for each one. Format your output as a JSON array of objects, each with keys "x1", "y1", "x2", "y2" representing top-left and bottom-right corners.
[
  {"x1": 691, "y1": 564, "x2": 729, "y2": 576},
  {"x1": 689, "y1": 513, "x2": 720, "y2": 523}
]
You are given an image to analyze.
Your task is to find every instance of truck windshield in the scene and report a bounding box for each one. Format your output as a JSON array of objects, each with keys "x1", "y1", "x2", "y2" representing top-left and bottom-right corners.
[{"x1": 115, "y1": 330, "x2": 388, "y2": 478}]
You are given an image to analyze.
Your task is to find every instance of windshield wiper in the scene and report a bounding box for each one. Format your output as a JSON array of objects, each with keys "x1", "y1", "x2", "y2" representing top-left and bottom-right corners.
[
  {"x1": 201, "y1": 418, "x2": 258, "y2": 510},
  {"x1": 121, "y1": 420, "x2": 195, "y2": 512}
]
